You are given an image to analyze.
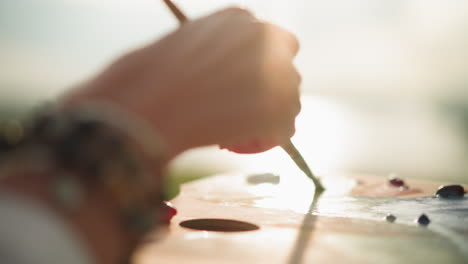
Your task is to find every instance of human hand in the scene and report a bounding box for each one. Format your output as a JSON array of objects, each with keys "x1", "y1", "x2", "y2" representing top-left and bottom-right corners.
[{"x1": 63, "y1": 7, "x2": 301, "y2": 158}]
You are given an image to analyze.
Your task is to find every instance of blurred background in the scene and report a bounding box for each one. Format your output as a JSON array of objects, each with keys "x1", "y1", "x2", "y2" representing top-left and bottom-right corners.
[{"x1": 1, "y1": 0, "x2": 468, "y2": 196}]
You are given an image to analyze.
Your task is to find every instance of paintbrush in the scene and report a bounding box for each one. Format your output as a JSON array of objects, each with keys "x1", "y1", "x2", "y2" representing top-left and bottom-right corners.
[{"x1": 161, "y1": 0, "x2": 325, "y2": 192}]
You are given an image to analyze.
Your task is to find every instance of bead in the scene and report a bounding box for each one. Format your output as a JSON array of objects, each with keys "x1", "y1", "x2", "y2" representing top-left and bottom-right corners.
[
  {"x1": 161, "y1": 201, "x2": 177, "y2": 224},
  {"x1": 125, "y1": 208, "x2": 156, "y2": 234},
  {"x1": 2, "y1": 120, "x2": 24, "y2": 145},
  {"x1": 385, "y1": 214, "x2": 396, "y2": 223},
  {"x1": 54, "y1": 175, "x2": 83, "y2": 210},
  {"x1": 435, "y1": 185, "x2": 465, "y2": 198},
  {"x1": 416, "y1": 214, "x2": 430, "y2": 226}
]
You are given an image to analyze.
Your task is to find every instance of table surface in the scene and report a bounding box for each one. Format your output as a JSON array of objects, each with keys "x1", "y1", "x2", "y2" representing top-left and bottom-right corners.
[{"x1": 136, "y1": 172, "x2": 468, "y2": 264}]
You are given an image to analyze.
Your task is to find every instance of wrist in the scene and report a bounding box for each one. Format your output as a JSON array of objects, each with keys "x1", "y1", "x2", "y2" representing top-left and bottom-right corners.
[
  {"x1": 0, "y1": 104, "x2": 174, "y2": 264},
  {"x1": 0, "y1": 162, "x2": 130, "y2": 264},
  {"x1": 61, "y1": 80, "x2": 188, "y2": 159}
]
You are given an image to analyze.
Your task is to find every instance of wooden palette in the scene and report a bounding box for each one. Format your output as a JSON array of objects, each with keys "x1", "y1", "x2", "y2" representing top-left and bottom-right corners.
[{"x1": 135, "y1": 173, "x2": 468, "y2": 264}]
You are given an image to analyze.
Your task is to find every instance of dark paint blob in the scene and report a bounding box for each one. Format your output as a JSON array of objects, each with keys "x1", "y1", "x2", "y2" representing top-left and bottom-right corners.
[
  {"x1": 435, "y1": 185, "x2": 465, "y2": 199},
  {"x1": 389, "y1": 177, "x2": 405, "y2": 187},
  {"x1": 416, "y1": 214, "x2": 430, "y2": 226},
  {"x1": 180, "y1": 218, "x2": 259, "y2": 232},
  {"x1": 385, "y1": 214, "x2": 396, "y2": 223}
]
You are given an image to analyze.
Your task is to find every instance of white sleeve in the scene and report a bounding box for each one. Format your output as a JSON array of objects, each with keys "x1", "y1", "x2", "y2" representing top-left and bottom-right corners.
[{"x1": 0, "y1": 191, "x2": 95, "y2": 264}]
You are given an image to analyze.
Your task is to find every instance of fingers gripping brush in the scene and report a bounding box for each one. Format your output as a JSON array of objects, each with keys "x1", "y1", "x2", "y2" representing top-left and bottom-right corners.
[{"x1": 161, "y1": 0, "x2": 325, "y2": 193}]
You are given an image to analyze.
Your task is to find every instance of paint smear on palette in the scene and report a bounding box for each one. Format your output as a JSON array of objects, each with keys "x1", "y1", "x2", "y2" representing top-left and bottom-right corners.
[
  {"x1": 199, "y1": 174, "x2": 467, "y2": 259},
  {"x1": 311, "y1": 196, "x2": 467, "y2": 228},
  {"x1": 312, "y1": 196, "x2": 468, "y2": 259},
  {"x1": 249, "y1": 181, "x2": 468, "y2": 260}
]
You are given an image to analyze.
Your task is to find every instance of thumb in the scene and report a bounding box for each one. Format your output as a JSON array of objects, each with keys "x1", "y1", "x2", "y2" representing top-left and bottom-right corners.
[{"x1": 220, "y1": 137, "x2": 281, "y2": 154}]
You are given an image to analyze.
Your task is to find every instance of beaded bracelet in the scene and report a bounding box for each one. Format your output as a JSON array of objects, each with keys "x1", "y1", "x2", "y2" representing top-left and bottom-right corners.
[{"x1": 0, "y1": 104, "x2": 166, "y2": 246}]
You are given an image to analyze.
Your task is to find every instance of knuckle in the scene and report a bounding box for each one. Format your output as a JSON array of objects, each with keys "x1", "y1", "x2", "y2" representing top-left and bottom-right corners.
[
  {"x1": 292, "y1": 98, "x2": 302, "y2": 116},
  {"x1": 271, "y1": 25, "x2": 300, "y2": 55},
  {"x1": 286, "y1": 97, "x2": 301, "y2": 118},
  {"x1": 245, "y1": 21, "x2": 267, "y2": 42},
  {"x1": 251, "y1": 21, "x2": 270, "y2": 36},
  {"x1": 288, "y1": 85, "x2": 302, "y2": 116},
  {"x1": 287, "y1": 123, "x2": 296, "y2": 137},
  {"x1": 288, "y1": 32, "x2": 300, "y2": 53},
  {"x1": 277, "y1": 92, "x2": 301, "y2": 121},
  {"x1": 281, "y1": 112, "x2": 298, "y2": 137},
  {"x1": 223, "y1": 7, "x2": 254, "y2": 17},
  {"x1": 276, "y1": 118, "x2": 296, "y2": 140},
  {"x1": 295, "y1": 70, "x2": 302, "y2": 86},
  {"x1": 260, "y1": 22, "x2": 275, "y2": 36}
]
